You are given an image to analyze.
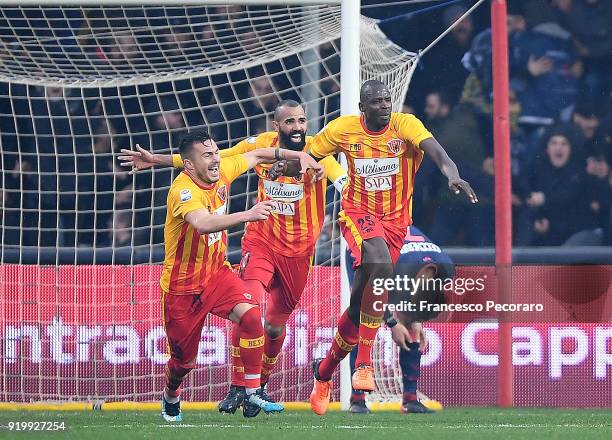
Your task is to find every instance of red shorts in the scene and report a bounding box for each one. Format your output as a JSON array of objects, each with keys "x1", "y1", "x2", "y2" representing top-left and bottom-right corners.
[
  {"x1": 240, "y1": 237, "x2": 312, "y2": 326},
  {"x1": 162, "y1": 265, "x2": 257, "y2": 367},
  {"x1": 339, "y1": 207, "x2": 407, "y2": 268}
]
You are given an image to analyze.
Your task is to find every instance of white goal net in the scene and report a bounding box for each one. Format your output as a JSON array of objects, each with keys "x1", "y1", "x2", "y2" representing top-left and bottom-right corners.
[{"x1": 0, "y1": 3, "x2": 416, "y2": 405}]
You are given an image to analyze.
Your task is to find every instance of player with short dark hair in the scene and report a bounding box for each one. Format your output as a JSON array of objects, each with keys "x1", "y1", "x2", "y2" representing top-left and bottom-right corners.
[
  {"x1": 346, "y1": 225, "x2": 452, "y2": 414},
  {"x1": 304, "y1": 80, "x2": 476, "y2": 415},
  {"x1": 119, "y1": 104, "x2": 346, "y2": 416},
  {"x1": 156, "y1": 129, "x2": 321, "y2": 420}
]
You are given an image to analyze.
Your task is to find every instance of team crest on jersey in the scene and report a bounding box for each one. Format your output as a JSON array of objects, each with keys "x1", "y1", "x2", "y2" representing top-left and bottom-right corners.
[
  {"x1": 292, "y1": 174, "x2": 303, "y2": 183},
  {"x1": 217, "y1": 185, "x2": 227, "y2": 202},
  {"x1": 179, "y1": 189, "x2": 192, "y2": 202},
  {"x1": 246, "y1": 136, "x2": 257, "y2": 144},
  {"x1": 387, "y1": 138, "x2": 404, "y2": 154}
]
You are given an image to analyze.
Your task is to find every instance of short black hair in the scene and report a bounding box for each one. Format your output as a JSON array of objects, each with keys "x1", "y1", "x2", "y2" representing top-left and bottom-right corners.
[
  {"x1": 360, "y1": 79, "x2": 387, "y2": 102},
  {"x1": 178, "y1": 129, "x2": 212, "y2": 161},
  {"x1": 274, "y1": 99, "x2": 301, "y2": 121}
]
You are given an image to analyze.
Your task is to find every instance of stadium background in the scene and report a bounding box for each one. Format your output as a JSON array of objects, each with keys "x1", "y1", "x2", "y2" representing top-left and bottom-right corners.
[{"x1": 1, "y1": 0, "x2": 611, "y2": 409}]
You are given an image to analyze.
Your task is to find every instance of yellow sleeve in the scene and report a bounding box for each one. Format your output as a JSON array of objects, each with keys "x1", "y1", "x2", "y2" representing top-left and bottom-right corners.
[
  {"x1": 310, "y1": 119, "x2": 342, "y2": 158},
  {"x1": 220, "y1": 136, "x2": 259, "y2": 158},
  {"x1": 394, "y1": 113, "x2": 433, "y2": 149},
  {"x1": 321, "y1": 156, "x2": 348, "y2": 193},
  {"x1": 170, "y1": 183, "x2": 206, "y2": 219},
  {"x1": 172, "y1": 154, "x2": 184, "y2": 168},
  {"x1": 220, "y1": 155, "x2": 249, "y2": 183}
]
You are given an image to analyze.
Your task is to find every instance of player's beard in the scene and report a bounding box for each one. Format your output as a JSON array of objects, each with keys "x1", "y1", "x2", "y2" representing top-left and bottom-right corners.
[{"x1": 278, "y1": 129, "x2": 306, "y2": 151}]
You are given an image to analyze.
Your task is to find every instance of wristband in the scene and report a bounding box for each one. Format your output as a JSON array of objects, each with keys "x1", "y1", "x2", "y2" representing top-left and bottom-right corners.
[
  {"x1": 385, "y1": 316, "x2": 398, "y2": 328},
  {"x1": 274, "y1": 148, "x2": 282, "y2": 161}
]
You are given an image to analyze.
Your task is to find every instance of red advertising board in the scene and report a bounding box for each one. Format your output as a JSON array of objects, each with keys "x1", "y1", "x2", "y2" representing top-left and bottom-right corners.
[{"x1": 1, "y1": 265, "x2": 611, "y2": 406}]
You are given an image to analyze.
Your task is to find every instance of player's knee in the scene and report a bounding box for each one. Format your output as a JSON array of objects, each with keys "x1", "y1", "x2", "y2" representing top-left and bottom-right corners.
[
  {"x1": 362, "y1": 238, "x2": 394, "y2": 279},
  {"x1": 238, "y1": 306, "x2": 264, "y2": 333},
  {"x1": 264, "y1": 322, "x2": 285, "y2": 340}
]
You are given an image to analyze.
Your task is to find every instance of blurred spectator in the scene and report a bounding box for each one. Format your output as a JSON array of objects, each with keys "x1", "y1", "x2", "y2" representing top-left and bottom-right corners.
[
  {"x1": 572, "y1": 98, "x2": 605, "y2": 144},
  {"x1": 561, "y1": 0, "x2": 612, "y2": 97},
  {"x1": 413, "y1": 5, "x2": 475, "y2": 106},
  {"x1": 515, "y1": 125, "x2": 588, "y2": 245},
  {"x1": 246, "y1": 77, "x2": 278, "y2": 134},
  {"x1": 509, "y1": 6, "x2": 581, "y2": 125},
  {"x1": 100, "y1": 210, "x2": 133, "y2": 248},
  {"x1": 422, "y1": 90, "x2": 494, "y2": 246}
]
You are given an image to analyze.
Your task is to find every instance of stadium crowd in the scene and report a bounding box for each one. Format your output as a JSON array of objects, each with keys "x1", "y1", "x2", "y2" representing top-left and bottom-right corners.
[{"x1": 0, "y1": 0, "x2": 610, "y2": 254}]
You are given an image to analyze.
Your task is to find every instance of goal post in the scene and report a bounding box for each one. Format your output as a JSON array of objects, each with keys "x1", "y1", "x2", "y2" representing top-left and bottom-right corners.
[{"x1": 0, "y1": 1, "x2": 418, "y2": 408}]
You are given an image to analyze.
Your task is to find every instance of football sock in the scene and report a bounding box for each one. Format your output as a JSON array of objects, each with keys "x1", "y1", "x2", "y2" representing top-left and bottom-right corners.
[
  {"x1": 355, "y1": 283, "x2": 385, "y2": 367},
  {"x1": 230, "y1": 323, "x2": 245, "y2": 387},
  {"x1": 238, "y1": 307, "x2": 265, "y2": 395},
  {"x1": 261, "y1": 327, "x2": 286, "y2": 386},
  {"x1": 318, "y1": 310, "x2": 359, "y2": 380},
  {"x1": 400, "y1": 342, "x2": 421, "y2": 403}
]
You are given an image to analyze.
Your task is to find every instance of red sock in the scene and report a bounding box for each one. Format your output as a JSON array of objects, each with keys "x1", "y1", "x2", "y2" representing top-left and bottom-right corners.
[
  {"x1": 230, "y1": 322, "x2": 245, "y2": 387},
  {"x1": 237, "y1": 307, "x2": 265, "y2": 393},
  {"x1": 261, "y1": 327, "x2": 286, "y2": 386},
  {"x1": 318, "y1": 310, "x2": 359, "y2": 381},
  {"x1": 164, "y1": 358, "x2": 192, "y2": 397},
  {"x1": 355, "y1": 283, "x2": 386, "y2": 367}
]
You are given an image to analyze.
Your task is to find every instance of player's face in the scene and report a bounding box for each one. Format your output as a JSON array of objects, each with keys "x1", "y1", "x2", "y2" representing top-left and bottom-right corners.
[
  {"x1": 546, "y1": 135, "x2": 571, "y2": 168},
  {"x1": 274, "y1": 105, "x2": 307, "y2": 151},
  {"x1": 186, "y1": 139, "x2": 221, "y2": 183},
  {"x1": 360, "y1": 87, "x2": 392, "y2": 129}
]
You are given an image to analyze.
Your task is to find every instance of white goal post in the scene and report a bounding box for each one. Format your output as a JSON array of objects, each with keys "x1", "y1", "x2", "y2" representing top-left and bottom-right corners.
[{"x1": 0, "y1": 0, "x2": 418, "y2": 409}]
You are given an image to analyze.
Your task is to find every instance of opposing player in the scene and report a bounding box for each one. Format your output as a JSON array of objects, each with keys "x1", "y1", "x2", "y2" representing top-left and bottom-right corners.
[
  {"x1": 119, "y1": 101, "x2": 347, "y2": 416},
  {"x1": 155, "y1": 129, "x2": 321, "y2": 421},
  {"x1": 301, "y1": 80, "x2": 476, "y2": 415},
  {"x1": 346, "y1": 225, "x2": 452, "y2": 414}
]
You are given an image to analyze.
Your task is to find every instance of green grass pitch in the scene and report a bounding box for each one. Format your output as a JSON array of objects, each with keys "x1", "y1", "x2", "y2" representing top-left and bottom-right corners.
[{"x1": 1, "y1": 408, "x2": 611, "y2": 440}]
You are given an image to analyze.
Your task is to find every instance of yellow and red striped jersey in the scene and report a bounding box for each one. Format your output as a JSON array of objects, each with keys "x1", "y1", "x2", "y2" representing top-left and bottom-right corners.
[
  {"x1": 221, "y1": 132, "x2": 344, "y2": 257},
  {"x1": 160, "y1": 155, "x2": 249, "y2": 294},
  {"x1": 310, "y1": 113, "x2": 432, "y2": 227}
]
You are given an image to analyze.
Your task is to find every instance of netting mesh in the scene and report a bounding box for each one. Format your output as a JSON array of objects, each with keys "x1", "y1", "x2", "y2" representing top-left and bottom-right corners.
[{"x1": 0, "y1": 4, "x2": 417, "y2": 403}]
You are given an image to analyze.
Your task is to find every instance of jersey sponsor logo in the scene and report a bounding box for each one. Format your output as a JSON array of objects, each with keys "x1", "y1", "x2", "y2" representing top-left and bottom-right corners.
[
  {"x1": 364, "y1": 175, "x2": 392, "y2": 191},
  {"x1": 386, "y1": 138, "x2": 404, "y2": 154},
  {"x1": 217, "y1": 185, "x2": 227, "y2": 202},
  {"x1": 263, "y1": 180, "x2": 304, "y2": 202},
  {"x1": 269, "y1": 200, "x2": 296, "y2": 216},
  {"x1": 353, "y1": 157, "x2": 399, "y2": 177},
  {"x1": 208, "y1": 231, "x2": 222, "y2": 246},
  {"x1": 400, "y1": 242, "x2": 442, "y2": 254},
  {"x1": 349, "y1": 143, "x2": 362, "y2": 152},
  {"x1": 179, "y1": 189, "x2": 192, "y2": 202},
  {"x1": 207, "y1": 203, "x2": 227, "y2": 246}
]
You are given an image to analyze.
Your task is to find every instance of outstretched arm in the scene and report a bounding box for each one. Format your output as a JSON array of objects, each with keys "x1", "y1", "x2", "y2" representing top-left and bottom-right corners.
[
  {"x1": 420, "y1": 138, "x2": 478, "y2": 203},
  {"x1": 184, "y1": 201, "x2": 275, "y2": 235},
  {"x1": 118, "y1": 144, "x2": 176, "y2": 174}
]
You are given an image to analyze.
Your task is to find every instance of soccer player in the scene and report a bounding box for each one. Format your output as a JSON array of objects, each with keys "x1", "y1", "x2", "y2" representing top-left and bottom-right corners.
[
  {"x1": 119, "y1": 101, "x2": 347, "y2": 415},
  {"x1": 346, "y1": 225, "x2": 453, "y2": 414},
  {"x1": 154, "y1": 129, "x2": 321, "y2": 421},
  {"x1": 303, "y1": 79, "x2": 476, "y2": 415}
]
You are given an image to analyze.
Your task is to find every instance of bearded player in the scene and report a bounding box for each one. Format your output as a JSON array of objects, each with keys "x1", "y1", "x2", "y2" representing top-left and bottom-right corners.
[
  {"x1": 154, "y1": 129, "x2": 321, "y2": 421},
  {"x1": 347, "y1": 225, "x2": 453, "y2": 414},
  {"x1": 119, "y1": 101, "x2": 347, "y2": 416},
  {"x1": 301, "y1": 80, "x2": 477, "y2": 415}
]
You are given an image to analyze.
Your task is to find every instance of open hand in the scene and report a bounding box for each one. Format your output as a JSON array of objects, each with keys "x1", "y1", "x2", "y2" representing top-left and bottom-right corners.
[
  {"x1": 118, "y1": 144, "x2": 157, "y2": 174},
  {"x1": 245, "y1": 200, "x2": 275, "y2": 221},
  {"x1": 448, "y1": 177, "x2": 478, "y2": 203}
]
